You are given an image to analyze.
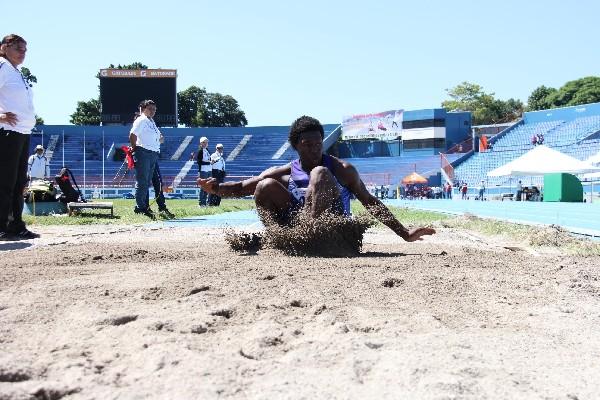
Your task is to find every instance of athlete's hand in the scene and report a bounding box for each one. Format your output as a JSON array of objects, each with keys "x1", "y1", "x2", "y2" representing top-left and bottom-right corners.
[
  {"x1": 197, "y1": 177, "x2": 219, "y2": 194},
  {"x1": 403, "y1": 227, "x2": 436, "y2": 242}
]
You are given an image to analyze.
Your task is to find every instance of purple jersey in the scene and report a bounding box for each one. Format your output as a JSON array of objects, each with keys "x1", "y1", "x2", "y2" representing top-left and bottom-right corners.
[{"x1": 287, "y1": 154, "x2": 352, "y2": 215}]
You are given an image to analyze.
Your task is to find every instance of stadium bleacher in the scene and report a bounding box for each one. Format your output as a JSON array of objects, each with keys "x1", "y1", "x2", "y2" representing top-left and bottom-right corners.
[{"x1": 453, "y1": 102, "x2": 600, "y2": 189}]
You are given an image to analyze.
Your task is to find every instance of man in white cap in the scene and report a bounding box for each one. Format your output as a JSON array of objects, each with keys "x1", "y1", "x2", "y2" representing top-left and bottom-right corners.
[
  {"x1": 27, "y1": 144, "x2": 50, "y2": 181},
  {"x1": 197, "y1": 136, "x2": 211, "y2": 206},
  {"x1": 208, "y1": 143, "x2": 226, "y2": 206}
]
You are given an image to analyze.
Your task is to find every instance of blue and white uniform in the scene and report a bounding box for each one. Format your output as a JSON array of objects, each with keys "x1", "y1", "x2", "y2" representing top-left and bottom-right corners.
[{"x1": 287, "y1": 154, "x2": 352, "y2": 216}]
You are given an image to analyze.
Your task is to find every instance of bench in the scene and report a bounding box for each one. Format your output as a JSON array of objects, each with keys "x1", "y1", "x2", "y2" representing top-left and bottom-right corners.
[
  {"x1": 500, "y1": 193, "x2": 514, "y2": 201},
  {"x1": 67, "y1": 202, "x2": 114, "y2": 217}
]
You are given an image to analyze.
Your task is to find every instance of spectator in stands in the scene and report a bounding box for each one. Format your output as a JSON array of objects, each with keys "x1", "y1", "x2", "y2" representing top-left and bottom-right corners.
[
  {"x1": 0, "y1": 34, "x2": 39, "y2": 241},
  {"x1": 197, "y1": 136, "x2": 211, "y2": 206},
  {"x1": 531, "y1": 134, "x2": 538, "y2": 146},
  {"x1": 477, "y1": 180, "x2": 486, "y2": 201},
  {"x1": 27, "y1": 144, "x2": 50, "y2": 181},
  {"x1": 130, "y1": 99, "x2": 161, "y2": 219},
  {"x1": 461, "y1": 182, "x2": 468, "y2": 200},
  {"x1": 208, "y1": 143, "x2": 226, "y2": 206},
  {"x1": 198, "y1": 115, "x2": 435, "y2": 242},
  {"x1": 537, "y1": 133, "x2": 544, "y2": 145}
]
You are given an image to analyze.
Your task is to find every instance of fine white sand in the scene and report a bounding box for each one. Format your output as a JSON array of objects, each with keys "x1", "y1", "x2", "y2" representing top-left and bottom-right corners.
[{"x1": 1, "y1": 224, "x2": 599, "y2": 399}]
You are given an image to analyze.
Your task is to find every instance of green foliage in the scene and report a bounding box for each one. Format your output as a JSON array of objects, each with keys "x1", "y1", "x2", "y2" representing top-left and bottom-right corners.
[
  {"x1": 108, "y1": 62, "x2": 148, "y2": 70},
  {"x1": 200, "y1": 92, "x2": 248, "y2": 127},
  {"x1": 442, "y1": 82, "x2": 523, "y2": 125},
  {"x1": 20, "y1": 67, "x2": 37, "y2": 87},
  {"x1": 177, "y1": 86, "x2": 248, "y2": 127},
  {"x1": 177, "y1": 86, "x2": 208, "y2": 127},
  {"x1": 527, "y1": 85, "x2": 557, "y2": 111},
  {"x1": 21, "y1": 67, "x2": 45, "y2": 124},
  {"x1": 70, "y1": 98, "x2": 101, "y2": 125},
  {"x1": 527, "y1": 77, "x2": 600, "y2": 111}
]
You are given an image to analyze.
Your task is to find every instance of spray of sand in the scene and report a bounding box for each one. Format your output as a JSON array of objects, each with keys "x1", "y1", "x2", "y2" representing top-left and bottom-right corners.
[{"x1": 225, "y1": 210, "x2": 375, "y2": 257}]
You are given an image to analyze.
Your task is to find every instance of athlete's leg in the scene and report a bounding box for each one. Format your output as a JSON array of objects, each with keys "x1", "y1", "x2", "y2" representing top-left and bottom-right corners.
[
  {"x1": 304, "y1": 166, "x2": 341, "y2": 218},
  {"x1": 254, "y1": 178, "x2": 293, "y2": 225}
]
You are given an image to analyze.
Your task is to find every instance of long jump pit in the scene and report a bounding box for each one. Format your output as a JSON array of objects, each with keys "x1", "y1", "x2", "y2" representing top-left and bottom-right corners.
[{"x1": 1, "y1": 216, "x2": 599, "y2": 399}]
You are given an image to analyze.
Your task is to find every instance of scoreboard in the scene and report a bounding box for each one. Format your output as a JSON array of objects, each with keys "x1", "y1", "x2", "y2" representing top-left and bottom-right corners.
[{"x1": 99, "y1": 69, "x2": 177, "y2": 127}]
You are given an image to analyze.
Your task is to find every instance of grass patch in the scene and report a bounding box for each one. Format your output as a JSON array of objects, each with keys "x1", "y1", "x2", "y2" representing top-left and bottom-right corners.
[
  {"x1": 359, "y1": 202, "x2": 600, "y2": 256},
  {"x1": 23, "y1": 198, "x2": 256, "y2": 226},
  {"x1": 351, "y1": 202, "x2": 449, "y2": 226},
  {"x1": 443, "y1": 214, "x2": 600, "y2": 256}
]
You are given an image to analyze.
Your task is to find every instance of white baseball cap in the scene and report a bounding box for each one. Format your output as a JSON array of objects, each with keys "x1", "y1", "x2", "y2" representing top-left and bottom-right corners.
[
  {"x1": 200, "y1": 136, "x2": 208, "y2": 143},
  {"x1": 216, "y1": 143, "x2": 223, "y2": 149},
  {"x1": 35, "y1": 144, "x2": 44, "y2": 150}
]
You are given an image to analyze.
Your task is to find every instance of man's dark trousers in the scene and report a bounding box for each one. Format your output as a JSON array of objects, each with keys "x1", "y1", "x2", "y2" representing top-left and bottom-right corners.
[
  {"x1": 0, "y1": 131, "x2": 29, "y2": 233},
  {"x1": 208, "y1": 169, "x2": 225, "y2": 206}
]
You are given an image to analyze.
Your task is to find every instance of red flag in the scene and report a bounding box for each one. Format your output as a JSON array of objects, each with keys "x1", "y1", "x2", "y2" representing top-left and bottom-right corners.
[{"x1": 121, "y1": 145, "x2": 135, "y2": 169}]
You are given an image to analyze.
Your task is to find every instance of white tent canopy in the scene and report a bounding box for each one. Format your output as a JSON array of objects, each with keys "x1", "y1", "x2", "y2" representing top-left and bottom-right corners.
[
  {"x1": 587, "y1": 152, "x2": 600, "y2": 165},
  {"x1": 487, "y1": 145, "x2": 600, "y2": 177}
]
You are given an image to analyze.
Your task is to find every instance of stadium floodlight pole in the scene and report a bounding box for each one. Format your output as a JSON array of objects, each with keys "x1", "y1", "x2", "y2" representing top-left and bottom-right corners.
[
  {"x1": 102, "y1": 130, "x2": 105, "y2": 198},
  {"x1": 83, "y1": 129, "x2": 86, "y2": 193}
]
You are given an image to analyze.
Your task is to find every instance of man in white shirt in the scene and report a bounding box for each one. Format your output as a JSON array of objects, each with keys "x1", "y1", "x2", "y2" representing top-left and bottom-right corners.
[
  {"x1": 208, "y1": 143, "x2": 226, "y2": 206},
  {"x1": 0, "y1": 34, "x2": 39, "y2": 241},
  {"x1": 516, "y1": 180, "x2": 523, "y2": 201},
  {"x1": 197, "y1": 136, "x2": 211, "y2": 206},
  {"x1": 129, "y1": 99, "x2": 161, "y2": 219},
  {"x1": 477, "y1": 180, "x2": 486, "y2": 201},
  {"x1": 27, "y1": 144, "x2": 50, "y2": 180}
]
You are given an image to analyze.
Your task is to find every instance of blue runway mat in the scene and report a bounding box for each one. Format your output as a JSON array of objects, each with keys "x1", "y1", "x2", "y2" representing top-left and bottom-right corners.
[
  {"x1": 161, "y1": 209, "x2": 262, "y2": 228},
  {"x1": 386, "y1": 199, "x2": 600, "y2": 238}
]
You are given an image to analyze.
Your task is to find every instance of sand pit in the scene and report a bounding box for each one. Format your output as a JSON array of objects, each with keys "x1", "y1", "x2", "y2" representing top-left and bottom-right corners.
[{"x1": 1, "y1": 223, "x2": 600, "y2": 399}]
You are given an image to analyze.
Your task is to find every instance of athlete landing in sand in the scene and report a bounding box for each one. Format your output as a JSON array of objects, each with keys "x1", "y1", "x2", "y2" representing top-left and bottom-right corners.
[{"x1": 198, "y1": 115, "x2": 435, "y2": 242}]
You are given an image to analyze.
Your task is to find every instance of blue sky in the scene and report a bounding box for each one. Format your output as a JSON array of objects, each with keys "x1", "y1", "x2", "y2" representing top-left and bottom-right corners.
[{"x1": 8, "y1": 0, "x2": 600, "y2": 126}]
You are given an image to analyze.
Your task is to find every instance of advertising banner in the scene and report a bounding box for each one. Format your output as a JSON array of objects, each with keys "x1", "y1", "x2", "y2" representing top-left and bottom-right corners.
[
  {"x1": 99, "y1": 69, "x2": 177, "y2": 78},
  {"x1": 342, "y1": 110, "x2": 403, "y2": 140}
]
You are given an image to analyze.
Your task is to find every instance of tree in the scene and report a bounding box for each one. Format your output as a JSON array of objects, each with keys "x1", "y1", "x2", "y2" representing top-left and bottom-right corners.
[
  {"x1": 20, "y1": 67, "x2": 37, "y2": 87},
  {"x1": 527, "y1": 85, "x2": 557, "y2": 111},
  {"x1": 20, "y1": 67, "x2": 45, "y2": 124},
  {"x1": 527, "y1": 77, "x2": 600, "y2": 111},
  {"x1": 177, "y1": 86, "x2": 208, "y2": 127},
  {"x1": 199, "y1": 93, "x2": 247, "y2": 127},
  {"x1": 547, "y1": 76, "x2": 600, "y2": 108},
  {"x1": 442, "y1": 82, "x2": 523, "y2": 125},
  {"x1": 108, "y1": 62, "x2": 148, "y2": 70},
  {"x1": 177, "y1": 86, "x2": 248, "y2": 127},
  {"x1": 70, "y1": 98, "x2": 101, "y2": 125}
]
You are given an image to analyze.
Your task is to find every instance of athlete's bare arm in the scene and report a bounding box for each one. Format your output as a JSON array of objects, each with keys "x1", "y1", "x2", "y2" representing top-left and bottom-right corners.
[
  {"x1": 331, "y1": 156, "x2": 436, "y2": 242},
  {"x1": 198, "y1": 164, "x2": 291, "y2": 198}
]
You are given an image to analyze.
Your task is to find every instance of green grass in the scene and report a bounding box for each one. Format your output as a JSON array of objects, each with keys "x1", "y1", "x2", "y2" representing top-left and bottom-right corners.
[
  {"x1": 364, "y1": 203, "x2": 600, "y2": 256},
  {"x1": 23, "y1": 198, "x2": 256, "y2": 226},
  {"x1": 351, "y1": 202, "x2": 450, "y2": 226}
]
